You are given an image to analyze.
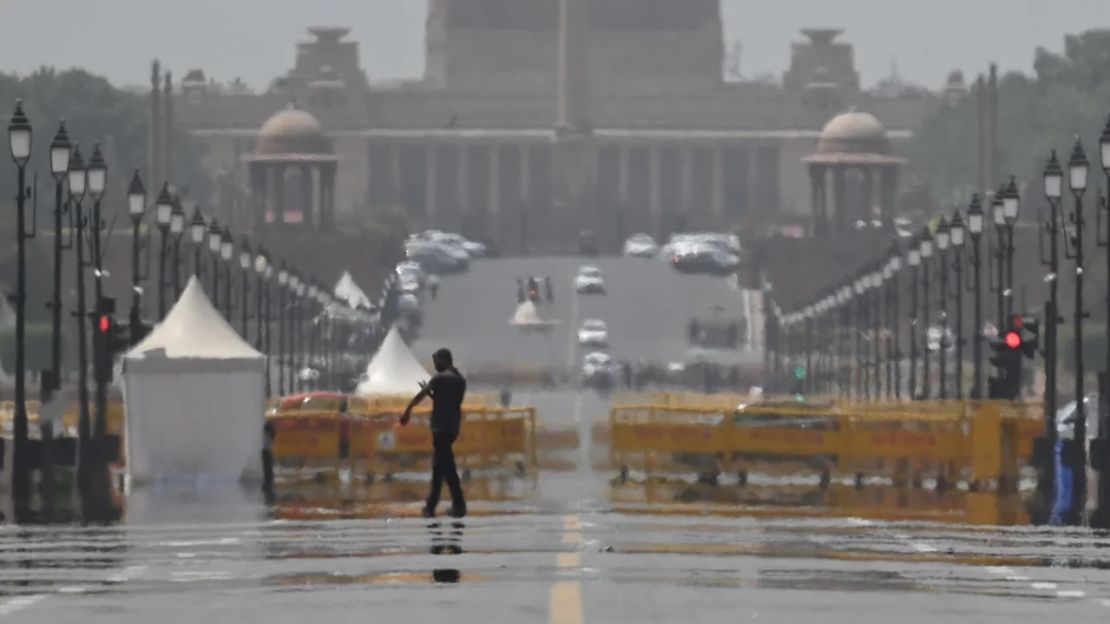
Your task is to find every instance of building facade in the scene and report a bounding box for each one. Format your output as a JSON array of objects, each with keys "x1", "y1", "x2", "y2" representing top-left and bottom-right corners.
[{"x1": 175, "y1": 1, "x2": 950, "y2": 252}]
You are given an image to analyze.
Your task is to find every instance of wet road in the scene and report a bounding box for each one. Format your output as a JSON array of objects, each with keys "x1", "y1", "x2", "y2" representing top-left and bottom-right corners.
[{"x1": 5, "y1": 258, "x2": 1110, "y2": 622}]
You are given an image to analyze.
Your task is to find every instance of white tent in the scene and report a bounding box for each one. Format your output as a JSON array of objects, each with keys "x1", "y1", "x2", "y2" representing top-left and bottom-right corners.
[
  {"x1": 334, "y1": 271, "x2": 373, "y2": 310},
  {"x1": 356, "y1": 325, "x2": 430, "y2": 396},
  {"x1": 123, "y1": 277, "x2": 266, "y2": 485},
  {"x1": 510, "y1": 300, "x2": 558, "y2": 329}
]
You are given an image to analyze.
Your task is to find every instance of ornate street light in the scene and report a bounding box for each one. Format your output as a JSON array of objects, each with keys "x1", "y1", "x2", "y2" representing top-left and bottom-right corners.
[
  {"x1": 155, "y1": 183, "x2": 174, "y2": 319},
  {"x1": 7, "y1": 101, "x2": 33, "y2": 507},
  {"x1": 949, "y1": 207, "x2": 966, "y2": 399},
  {"x1": 1064, "y1": 137, "x2": 1090, "y2": 525},
  {"x1": 47, "y1": 121, "x2": 72, "y2": 400},
  {"x1": 127, "y1": 171, "x2": 147, "y2": 346}
]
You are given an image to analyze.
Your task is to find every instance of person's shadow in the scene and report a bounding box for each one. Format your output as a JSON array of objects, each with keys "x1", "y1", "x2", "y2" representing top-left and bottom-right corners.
[{"x1": 428, "y1": 520, "x2": 464, "y2": 583}]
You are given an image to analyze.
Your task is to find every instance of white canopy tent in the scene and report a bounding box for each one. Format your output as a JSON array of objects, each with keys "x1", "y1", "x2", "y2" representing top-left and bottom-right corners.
[
  {"x1": 123, "y1": 277, "x2": 266, "y2": 485},
  {"x1": 334, "y1": 271, "x2": 373, "y2": 310},
  {"x1": 356, "y1": 325, "x2": 430, "y2": 396}
]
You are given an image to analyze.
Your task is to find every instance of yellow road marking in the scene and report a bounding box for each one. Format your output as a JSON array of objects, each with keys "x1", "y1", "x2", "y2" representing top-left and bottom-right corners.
[{"x1": 551, "y1": 514, "x2": 584, "y2": 624}]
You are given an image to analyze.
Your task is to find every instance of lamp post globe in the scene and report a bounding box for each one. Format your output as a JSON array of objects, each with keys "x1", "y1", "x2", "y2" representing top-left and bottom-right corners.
[
  {"x1": 992, "y1": 189, "x2": 1005, "y2": 227},
  {"x1": 1044, "y1": 150, "x2": 1063, "y2": 201},
  {"x1": 156, "y1": 183, "x2": 174, "y2": 228},
  {"x1": 1100, "y1": 115, "x2": 1110, "y2": 175},
  {"x1": 254, "y1": 251, "x2": 268, "y2": 276},
  {"x1": 207, "y1": 219, "x2": 222, "y2": 253},
  {"x1": 87, "y1": 144, "x2": 107, "y2": 201},
  {"x1": 49, "y1": 121, "x2": 71, "y2": 179},
  {"x1": 239, "y1": 241, "x2": 252, "y2": 271},
  {"x1": 68, "y1": 145, "x2": 87, "y2": 199},
  {"x1": 1003, "y1": 176, "x2": 1020, "y2": 225},
  {"x1": 967, "y1": 194, "x2": 984, "y2": 238},
  {"x1": 8, "y1": 100, "x2": 32, "y2": 166},
  {"x1": 936, "y1": 216, "x2": 950, "y2": 251},
  {"x1": 1069, "y1": 137, "x2": 1089, "y2": 195},
  {"x1": 170, "y1": 201, "x2": 185, "y2": 235},
  {"x1": 189, "y1": 206, "x2": 206, "y2": 244},
  {"x1": 220, "y1": 227, "x2": 233, "y2": 262},
  {"x1": 950, "y1": 208, "x2": 965, "y2": 248},
  {"x1": 919, "y1": 231, "x2": 934, "y2": 259},
  {"x1": 128, "y1": 170, "x2": 146, "y2": 219}
]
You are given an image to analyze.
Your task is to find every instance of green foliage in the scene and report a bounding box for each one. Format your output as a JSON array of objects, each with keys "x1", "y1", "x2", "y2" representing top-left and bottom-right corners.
[{"x1": 907, "y1": 29, "x2": 1110, "y2": 209}]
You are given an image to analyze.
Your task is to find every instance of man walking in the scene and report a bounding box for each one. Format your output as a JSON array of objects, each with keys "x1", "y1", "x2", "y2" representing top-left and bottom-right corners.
[{"x1": 402, "y1": 348, "x2": 467, "y2": 518}]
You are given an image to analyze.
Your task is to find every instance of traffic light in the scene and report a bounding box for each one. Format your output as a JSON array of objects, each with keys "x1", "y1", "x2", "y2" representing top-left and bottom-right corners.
[
  {"x1": 92, "y1": 297, "x2": 128, "y2": 383},
  {"x1": 1011, "y1": 313, "x2": 1039, "y2": 359},
  {"x1": 987, "y1": 331, "x2": 1022, "y2": 400}
]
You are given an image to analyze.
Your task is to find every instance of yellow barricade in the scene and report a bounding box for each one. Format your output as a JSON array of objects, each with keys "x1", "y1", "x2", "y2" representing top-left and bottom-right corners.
[
  {"x1": 610, "y1": 399, "x2": 1030, "y2": 488},
  {"x1": 368, "y1": 407, "x2": 536, "y2": 472}
]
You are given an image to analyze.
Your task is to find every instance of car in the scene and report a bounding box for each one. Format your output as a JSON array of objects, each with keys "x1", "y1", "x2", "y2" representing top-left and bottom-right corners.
[
  {"x1": 623, "y1": 233, "x2": 658, "y2": 258},
  {"x1": 581, "y1": 352, "x2": 618, "y2": 386},
  {"x1": 577, "y1": 319, "x2": 610, "y2": 347},
  {"x1": 398, "y1": 275, "x2": 422, "y2": 294},
  {"x1": 574, "y1": 266, "x2": 607, "y2": 294},
  {"x1": 395, "y1": 261, "x2": 427, "y2": 286},
  {"x1": 405, "y1": 241, "x2": 469, "y2": 274},
  {"x1": 669, "y1": 243, "x2": 739, "y2": 275},
  {"x1": 412, "y1": 230, "x2": 488, "y2": 258},
  {"x1": 398, "y1": 292, "x2": 421, "y2": 313}
]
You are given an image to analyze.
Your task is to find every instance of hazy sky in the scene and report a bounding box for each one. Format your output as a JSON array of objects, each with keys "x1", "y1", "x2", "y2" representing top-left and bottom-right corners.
[{"x1": 1, "y1": 1, "x2": 1108, "y2": 90}]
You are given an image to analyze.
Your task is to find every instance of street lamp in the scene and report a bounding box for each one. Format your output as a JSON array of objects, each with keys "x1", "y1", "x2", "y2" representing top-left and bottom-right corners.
[
  {"x1": 936, "y1": 217, "x2": 950, "y2": 399},
  {"x1": 1003, "y1": 176, "x2": 1021, "y2": 320},
  {"x1": 991, "y1": 188, "x2": 1006, "y2": 329},
  {"x1": 238, "y1": 239, "x2": 252, "y2": 339},
  {"x1": 1065, "y1": 136, "x2": 1089, "y2": 525},
  {"x1": 289, "y1": 273, "x2": 302, "y2": 394},
  {"x1": 170, "y1": 196, "x2": 185, "y2": 299},
  {"x1": 1038, "y1": 150, "x2": 1063, "y2": 522},
  {"x1": 967, "y1": 194, "x2": 985, "y2": 398},
  {"x1": 155, "y1": 183, "x2": 173, "y2": 320},
  {"x1": 47, "y1": 121, "x2": 71, "y2": 399},
  {"x1": 949, "y1": 208, "x2": 966, "y2": 399},
  {"x1": 7, "y1": 100, "x2": 34, "y2": 508},
  {"x1": 254, "y1": 248, "x2": 271, "y2": 396},
  {"x1": 207, "y1": 219, "x2": 223, "y2": 307},
  {"x1": 220, "y1": 226, "x2": 233, "y2": 320},
  {"x1": 919, "y1": 231, "x2": 934, "y2": 400},
  {"x1": 888, "y1": 243, "x2": 903, "y2": 400},
  {"x1": 906, "y1": 241, "x2": 921, "y2": 400},
  {"x1": 67, "y1": 144, "x2": 93, "y2": 494},
  {"x1": 277, "y1": 265, "x2": 289, "y2": 396},
  {"x1": 87, "y1": 145, "x2": 107, "y2": 306},
  {"x1": 189, "y1": 203, "x2": 206, "y2": 277},
  {"x1": 128, "y1": 171, "x2": 146, "y2": 346}
]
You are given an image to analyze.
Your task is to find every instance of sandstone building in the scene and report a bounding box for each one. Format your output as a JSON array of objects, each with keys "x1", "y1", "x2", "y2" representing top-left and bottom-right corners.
[{"x1": 173, "y1": 0, "x2": 951, "y2": 252}]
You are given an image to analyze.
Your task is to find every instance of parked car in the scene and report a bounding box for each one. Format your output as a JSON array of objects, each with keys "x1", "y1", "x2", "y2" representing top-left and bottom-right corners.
[
  {"x1": 581, "y1": 352, "x2": 618, "y2": 387},
  {"x1": 574, "y1": 266, "x2": 607, "y2": 294},
  {"x1": 623, "y1": 233, "x2": 659, "y2": 258},
  {"x1": 668, "y1": 243, "x2": 739, "y2": 275},
  {"x1": 395, "y1": 261, "x2": 427, "y2": 287},
  {"x1": 577, "y1": 319, "x2": 610, "y2": 347},
  {"x1": 405, "y1": 241, "x2": 469, "y2": 273}
]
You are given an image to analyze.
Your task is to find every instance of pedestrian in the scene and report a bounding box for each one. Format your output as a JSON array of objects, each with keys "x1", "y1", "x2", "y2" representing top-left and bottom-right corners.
[
  {"x1": 402, "y1": 348, "x2": 468, "y2": 518},
  {"x1": 261, "y1": 422, "x2": 276, "y2": 493},
  {"x1": 428, "y1": 274, "x2": 440, "y2": 300},
  {"x1": 500, "y1": 387, "x2": 512, "y2": 408}
]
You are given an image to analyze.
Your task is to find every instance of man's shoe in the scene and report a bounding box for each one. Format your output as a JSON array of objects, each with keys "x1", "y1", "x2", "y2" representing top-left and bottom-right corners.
[
  {"x1": 449, "y1": 502, "x2": 467, "y2": 518},
  {"x1": 422, "y1": 504, "x2": 436, "y2": 519}
]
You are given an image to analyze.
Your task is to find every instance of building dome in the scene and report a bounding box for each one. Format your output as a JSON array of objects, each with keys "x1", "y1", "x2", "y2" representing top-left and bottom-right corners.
[
  {"x1": 256, "y1": 105, "x2": 330, "y2": 155},
  {"x1": 815, "y1": 110, "x2": 891, "y2": 156}
]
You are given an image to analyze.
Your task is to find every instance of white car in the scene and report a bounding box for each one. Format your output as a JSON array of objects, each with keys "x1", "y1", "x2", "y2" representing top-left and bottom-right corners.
[
  {"x1": 395, "y1": 261, "x2": 427, "y2": 286},
  {"x1": 574, "y1": 266, "x2": 607, "y2": 294},
  {"x1": 398, "y1": 293, "x2": 421, "y2": 313},
  {"x1": 581, "y1": 351, "x2": 618, "y2": 386},
  {"x1": 577, "y1": 319, "x2": 609, "y2": 347},
  {"x1": 623, "y1": 233, "x2": 658, "y2": 258}
]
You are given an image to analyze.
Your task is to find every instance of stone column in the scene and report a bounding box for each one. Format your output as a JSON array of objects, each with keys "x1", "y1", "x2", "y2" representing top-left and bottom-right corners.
[
  {"x1": 426, "y1": 144, "x2": 438, "y2": 228},
  {"x1": 521, "y1": 145, "x2": 532, "y2": 201},
  {"x1": 489, "y1": 146, "x2": 501, "y2": 219},
  {"x1": 747, "y1": 145, "x2": 759, "y2": 213},
  {"x1": 879, "y1": 165, "x2": 899, "y2": 232},
  {"x1": 680, "y1": 147, "x2": 694, "y2": 217},
  {"x1": 711, "y1": 147, "x2": 725, "y2": 219},
  {"x1": 250, "y1": 163, "x2": 265, "y2": 232},
  {"x1": 390, "y1": 143, "x2": 402, "y2": 208},
  {"x1": 558, "y1": 0, "x2": 591, "y2": 133},
  {"x1": 149, "y1": 61, "x2": 162, "y2": 188},
  {"x1": 457, "y1": 144, "x2": 469, "y2": 221},
  {"x1": 274, "y1": 164, "x2": 287, "y2": 226},
  {"x1": 301, "y1": 165, "x2": 314, "y2": 229},
  {"x1": 808, "y1": 165, "x2": 824, "y2": 236},
  {"x1": 860, "y1": 166, "x2": 875, "y2": 225},
  {"x1": 162, "y1": 72, "x2": 174, "y2": 182},
  {"x1": 618, "y1": 146, "x2": 630, "y2": 206},
  {"x1": 649, "y1": 146, "x2": 662, "y2": 237},
  {"x1": 317, "y1": 165, "x2": 329, "y2": 231},
  {"x1": 832, "y1": 166, "x2": 847, "y2": 231}
]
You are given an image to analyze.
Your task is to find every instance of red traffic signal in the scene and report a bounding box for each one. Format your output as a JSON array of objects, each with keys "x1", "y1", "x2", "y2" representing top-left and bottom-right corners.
[
  {"x1": 1004, "y1": 330, "x2": 1022, "y2": 349},
  {"x1": 98, "y1": 315, "x2": 111, "y2": 334}
]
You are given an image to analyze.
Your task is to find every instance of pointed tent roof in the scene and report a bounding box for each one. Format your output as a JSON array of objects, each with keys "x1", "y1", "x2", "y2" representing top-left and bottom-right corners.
[
  {"x1": 356, "y1": 325, "x2": 430, "y2": 395},
  {"x1": 510, "y1": 300, "x2": 558, "y2": 327},
  {"x1": 334, "y1": 271, "x2": 373, "y2": 310},
  {"x1": 126, "y1": 277, "x2": 263, "y2": 361}
]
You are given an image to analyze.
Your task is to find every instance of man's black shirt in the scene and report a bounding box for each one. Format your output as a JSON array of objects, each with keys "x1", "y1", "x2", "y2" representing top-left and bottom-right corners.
[{"x1": 427, "y1": 368, "x2": 466, "y2": 435}]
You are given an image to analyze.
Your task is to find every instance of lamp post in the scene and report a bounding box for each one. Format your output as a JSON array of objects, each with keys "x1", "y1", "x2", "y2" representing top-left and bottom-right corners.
[
  {"x1": 169, "y1": 196, "x2": 184, "y2": 299},
  {"x1": 967, "y1": 195, "x2": 985, "y2": 398},
  {"x1": 155, "y1": 184, "x2": 173, "y2": 320},
  {"x1": 936, "y1": 217, "x2": 951, "y2": 399},
  {"x1": 920, "y1": 231, "x2": 934, "y2": 400},
  {"x1": 254, "y1": 249, "x2": 272, "y2": 396},
  {"x1": 239, "y1": 240, "x2": 252, "y2": 339},
  {"x1": 294, "y1": 277, "x2": 306, "y2": 393},
  {"x1": 1039, "y1": 150, "x2": 1063, "y2": 520},
  {"x1": 128, "y1": 171, "x2": 146, "y2": 345},
  {"x1": 949, "y1": 208, "x2": 966, "y2": 399},
  {"x1": 48, "y1": 121, "x2": 71, "y2": 394},
  {"x1": 1066, "y1": 137, "x2": 1090, "y2": 524},
  {"x1": 189, "y1": 203, "x2": 205, "y2": 277},
  {"x1": 854, "y1": 277, "x2": 865, "y2": 400},
  {"x1": 277, "y1": 265, "x2": 289, "y2": 396},
  {"x1": 870, "y1": 270, "x2": 883, "y2": 400},
  {"x1": 907, "y1": 241, "x2": 921, "y2": 399},
  {"x1": 87, "y1": 145, "x2": 107, "y2": 307},
  {"x1": 992, "y1": 189, "x2": 1007, "y2": 329},
  {"x1": 207, "y1": 219, "x2": 222, "y2": 306},
  {"x1": 888, "y1": 245, "x2": 903, "y2": 400},
  {"x1": 1097, "y1": 120, "x2": 1110, "y2": 525},
  {"x1": 307, "y1": 283, "x2": 319, "y2": 390},
  {"x1": 67, "y1": 144, "x2": 92, "y2": 492},
  {"x1": 1003, "y1": 176, "x2": 1021, "y2": 321},
  {"x1": 220, "y1": 226, "x2": 233, "y2": 320},
  {"x1": 8, "y1": 100, "x2": 34, "y2": 508}
]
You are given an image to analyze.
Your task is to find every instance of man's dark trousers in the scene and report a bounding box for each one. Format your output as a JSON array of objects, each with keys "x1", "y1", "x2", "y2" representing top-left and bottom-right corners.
[{"x1": 428, "y1": 432, "x2": 465, "y2": 508}]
